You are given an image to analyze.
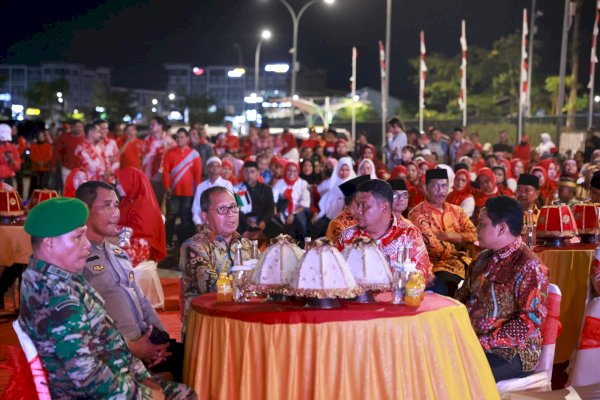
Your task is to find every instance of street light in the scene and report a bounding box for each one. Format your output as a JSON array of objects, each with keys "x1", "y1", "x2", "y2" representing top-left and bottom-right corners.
[
  {"x1": 271, "y1": 0, "x2": 335, "y2": 124},
  {"x1": 255, "y1": 29, "x2": 272, "y2": 96}
]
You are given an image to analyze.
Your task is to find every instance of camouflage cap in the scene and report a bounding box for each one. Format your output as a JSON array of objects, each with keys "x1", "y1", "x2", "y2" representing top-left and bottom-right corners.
[{"x1": 24, "y1": 197, "x2": 89, "y2": 237}]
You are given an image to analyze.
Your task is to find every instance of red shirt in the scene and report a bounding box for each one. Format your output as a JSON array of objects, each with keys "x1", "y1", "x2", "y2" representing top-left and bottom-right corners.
[
  {"x1": 162, "y1": 146, "x2": 202, "y2": 197},
  {"x1": 117, "y1": 136, "x2": 143, "y2": 170},
  {"x1": 0, "y1": 142, "x2": 21, "y2": 179},
  {"x1": 54, "y1": 132, "x2": 84, "y2": 169},
  {"x1": 224, "y1": 133, "x2": 240, "y2": 153}
]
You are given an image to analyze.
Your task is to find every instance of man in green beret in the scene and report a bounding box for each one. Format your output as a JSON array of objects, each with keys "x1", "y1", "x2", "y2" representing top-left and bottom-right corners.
[{"x1": 19, "y1": 197, "x2": 196, "y2": 399}]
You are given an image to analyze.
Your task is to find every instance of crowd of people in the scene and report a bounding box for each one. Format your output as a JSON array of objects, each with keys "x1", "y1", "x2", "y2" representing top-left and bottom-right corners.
[{"x1": 2, "y1": 114, "x2": 600, "y2": 395}]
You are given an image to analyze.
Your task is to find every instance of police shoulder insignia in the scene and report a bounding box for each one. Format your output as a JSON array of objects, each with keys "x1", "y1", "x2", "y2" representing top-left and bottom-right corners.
[
  {"x1": 92, "y1": 265, "x2": 105, "y2": 272},
  {"x1": 129, "y1": 271, "x2": 134, "y2": 283},
  {"x1": 113, "y1": 248, "x2": 123, "y2": 255}
]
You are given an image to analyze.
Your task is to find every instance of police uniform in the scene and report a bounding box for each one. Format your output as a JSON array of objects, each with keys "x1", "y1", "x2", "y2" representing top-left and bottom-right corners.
[
  {"x1": 83, "y1": 240, "x2": 184, "y2": 382},
  {"x1": 19, "y1": 259, "x2": 196, "y2": 399},
  {"x1": 83, "y1": 240, "x2": 165, "y2": 340}
]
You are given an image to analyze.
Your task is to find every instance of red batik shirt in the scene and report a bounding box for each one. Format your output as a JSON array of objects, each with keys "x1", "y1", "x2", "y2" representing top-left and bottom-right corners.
[
  {"x1": 75, "y1": 140, "x2": 107, "y2": 181},
  {"x1": 338, "y1": 215, "x2": 432, "y2": 282},
  {"x1": 455, "y1": 237, "x2": 549, "y2": 372}
]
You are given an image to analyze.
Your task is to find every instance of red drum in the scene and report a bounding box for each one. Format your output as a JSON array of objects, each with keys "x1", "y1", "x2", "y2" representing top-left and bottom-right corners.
[
  {"x1": 28, "y1": 189, "x2": 58, "y2": 211},
  {"x1": 0, "y1": 190, "x2": 24, "y2": 217},
  {"x1": 573, "y1": 203, "x2": 600, "y2": 243},
  {"x1": 536, "y1": 205, "x2": 578, "y2": 247}
]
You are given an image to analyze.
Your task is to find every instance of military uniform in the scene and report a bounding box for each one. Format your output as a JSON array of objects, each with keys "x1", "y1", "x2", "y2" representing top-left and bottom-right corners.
[{"x1": 19, "y1": 258, "x2": 196, "y2": 399}]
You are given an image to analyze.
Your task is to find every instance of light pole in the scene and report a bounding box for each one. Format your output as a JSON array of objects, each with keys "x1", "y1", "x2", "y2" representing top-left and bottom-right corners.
[
  {"x1": 273, "y1": 0, "x2": 334, "y2": 124},
  {"x1": 254, "y1": 30, "x2": 272, "y2": 96}
]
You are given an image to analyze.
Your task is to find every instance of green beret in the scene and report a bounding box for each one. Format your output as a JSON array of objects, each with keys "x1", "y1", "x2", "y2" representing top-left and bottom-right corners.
[{"x1": 24, "y1": 197, "x2": 89, "y2": 238}]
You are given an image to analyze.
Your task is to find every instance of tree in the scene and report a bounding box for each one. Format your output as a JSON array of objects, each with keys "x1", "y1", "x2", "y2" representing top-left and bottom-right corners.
[
  {"x1": 332, "y1": 99, "x2": 379, "y2": 123},
  {"x1": 24, "y1": 79, "x2": 69, "y2": 120}
]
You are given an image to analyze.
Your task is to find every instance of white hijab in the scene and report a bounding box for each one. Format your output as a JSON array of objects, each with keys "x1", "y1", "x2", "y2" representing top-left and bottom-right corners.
[
  {"x1": 318, "y1": 157, "x2": 356, "y2": 219},
  {"x1": 357, "y1": 158, "x2": 377, "y2": 179}
]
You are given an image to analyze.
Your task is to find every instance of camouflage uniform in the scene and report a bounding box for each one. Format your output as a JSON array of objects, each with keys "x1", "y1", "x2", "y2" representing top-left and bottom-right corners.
[
  {"x1": 179, "y1": 225, "x2": 252, "y2": 337},
  {"x1": 19, "y1": 258, "x2": 196, "y2": 399}
]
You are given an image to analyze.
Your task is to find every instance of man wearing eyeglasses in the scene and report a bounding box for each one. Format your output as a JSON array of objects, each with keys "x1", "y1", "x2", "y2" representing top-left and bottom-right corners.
[{"x1": 179, "y1": 186, "x2": 253, "y2": 338}]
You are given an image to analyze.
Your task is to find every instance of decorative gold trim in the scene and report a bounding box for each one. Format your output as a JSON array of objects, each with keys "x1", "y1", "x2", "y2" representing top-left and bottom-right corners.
[
  {"x1": 577, "y1": 228, "x2": 598, "y2": 234},
  {"x1": 537, "y1": 230, "x2": 577, "y2": 238},
  {"x1": 359, "y1": 282, "x2": 391, "y2": 292},
  {"x1": 251, "y1": 283, "x2": 288, "y2": 295},
  {"x1": 285, "y1": 286, "x2": 364, "y2": 299}
]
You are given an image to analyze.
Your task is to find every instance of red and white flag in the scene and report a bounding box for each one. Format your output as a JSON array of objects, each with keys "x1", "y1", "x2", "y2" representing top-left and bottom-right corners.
[
  {"x1": 379, "y1": 40, "x2": 387, "y2": 119},
  {"x1": 419, "y1": 31, "x2": 427, "y2": 111},
  {"x1": 458, "y1": 20, "x2": 467, "y2": 114},
  {"x1": 519, "y1": 9, "x2": 529, "y2": 110},
  {"x1": 588, "y1": 0, "x2": 600, "y2": 89}
]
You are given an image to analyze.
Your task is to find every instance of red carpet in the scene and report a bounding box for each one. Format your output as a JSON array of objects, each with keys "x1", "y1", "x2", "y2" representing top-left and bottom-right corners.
[{"x1": 0, "y1": 276, "x2": 182, "y2": 397}]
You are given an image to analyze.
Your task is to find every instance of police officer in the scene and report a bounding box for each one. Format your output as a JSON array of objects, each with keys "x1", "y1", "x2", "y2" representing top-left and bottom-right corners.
[
  {"x1": 76, "y1": 181, "x2": 184, "y2": 382},
  {"x1": 19, "y1": 197, "x2": 196, "y2": 399}
]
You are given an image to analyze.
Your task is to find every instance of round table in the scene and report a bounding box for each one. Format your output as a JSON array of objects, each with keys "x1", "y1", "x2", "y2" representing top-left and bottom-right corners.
[
  {"x1": 183, "y1": 292, "x2": 498, "y2": 400},
  {"x1": 535, "y1": 243, "x2": 596, "y2": 363}
]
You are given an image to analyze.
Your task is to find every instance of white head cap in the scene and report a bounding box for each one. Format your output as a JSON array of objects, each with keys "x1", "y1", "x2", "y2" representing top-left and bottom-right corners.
[{"x1": 206, "y1": 156, "x2": 222, "y2": 166}]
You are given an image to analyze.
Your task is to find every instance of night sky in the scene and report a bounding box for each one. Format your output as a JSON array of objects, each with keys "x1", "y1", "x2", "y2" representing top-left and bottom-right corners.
[{"x1": 0, "y1": 0, "x2": 594, "y2": 99}]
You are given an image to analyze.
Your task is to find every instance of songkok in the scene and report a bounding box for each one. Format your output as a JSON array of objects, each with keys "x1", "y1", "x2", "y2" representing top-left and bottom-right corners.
[
  {"x1": 243, "y1": 160, "x2": 259, "y2": 170},
  {"x1": 339, "y1": 175, "x2": 370, "y2": 197},
  {"x1": 558, "y1": 176, "x2": 577, "y2": 189},
  {"x1": 25, "y1": 197, "x2": 89, "y2": 238},
  {"x1": 591, "y1": 171, "x2": 600, "y2": 189},
  {"x1": 206, "y1": 156, "x2": 222, "y2": 166},
  {"x1": 388, "y1": 178, "x2": 408, "y2": 191},
  {"x1": 517, "y1": 173, "x2": 539, "y2": 189},
  {"x1": 0, "y1": 124, "x2": 10, "y2": 141},
  {"x1": 425, "y1": 168, "x2": 448, "y2": 183}
]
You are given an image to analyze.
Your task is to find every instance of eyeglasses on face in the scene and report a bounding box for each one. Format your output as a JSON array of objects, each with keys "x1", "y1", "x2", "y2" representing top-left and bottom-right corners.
[
  {"x1": 393, "y1": 192, "x2": 409, "y2": 200},
  {"x1": 209, "y1": 204, "x2": 240, "y2": 215}
]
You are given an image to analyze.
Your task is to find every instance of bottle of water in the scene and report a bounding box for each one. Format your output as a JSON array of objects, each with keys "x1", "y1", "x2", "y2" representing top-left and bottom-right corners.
[
  {"x1": 391, "y1": 247, "x2": 406, "y2": 305},
  {"x1": 251, "y1": 240, "x2": 259, "y2": 260}
]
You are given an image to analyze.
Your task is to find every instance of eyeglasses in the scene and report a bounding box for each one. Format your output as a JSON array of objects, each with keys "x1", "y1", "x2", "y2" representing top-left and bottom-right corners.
[
  {"x1": 209, "y1": 205, "x2": 240, "y2": 215},
  {"x1": 393, "y1": 192, "x2": 409, "y2": 200}
]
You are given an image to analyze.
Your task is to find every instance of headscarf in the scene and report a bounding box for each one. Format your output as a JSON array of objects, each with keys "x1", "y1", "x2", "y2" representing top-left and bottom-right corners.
[
  {"x1": 510, "y1": 159, "x2": 524, "y2": 179},
  {"x1": 447, "y1": 169, "x2": 473, "y2": 206},
  {"x1": 63, "y1": 168, "x2": 88, "y2": 198},
  {"x1": 390, "y1": 165, "x2": 407, "y2": 179},
  {"x1": 327, "y1": 157, "x2": 356, "y2": 191},
  {"x1": 357, "y1": 158, "x2": 377, "y2": 179},
  {"x1": 539, "y1": 158, "x2": 559, "y2": 183},
  {"x1": 436, "y1": 164, "x2": 455, "y2": 189},
  {"x1": 221, "y1": 158, "x2": 238, "y2": 185},
  {"x1": 300, "y1": 159, "x2": 319, "y2": 184},
  {"x1": 318, "y1": 157, "x2": 356, "y2": 218},
  {"x1": 562, "y1": 159, "x2": 579, "y2": 180},
  {"x1": 531, "y1": 164, "x2": 557, "y2": 204},
  {"x1": 536, "y1": 133, "x2": 556, "y2": 157},
  {"x1": 283, "y1": 161, "x2": 300, "y2": 215},
  {"x1": 114, "y1": 167, "x2": 166, "y2": 262},
  {"x1": 474, "y1": 167, "x2": 498, "y2": 208}
]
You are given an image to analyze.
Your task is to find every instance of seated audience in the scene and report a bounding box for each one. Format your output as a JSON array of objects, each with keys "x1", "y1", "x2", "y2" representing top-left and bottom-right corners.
[
  {"x1": 531, "y1": 165, "x2": 557, "y2": 206},
  {"x1": 20, "y1": 197, "x2": 195, "y2": 398},
  {"x1": 388, "y1": 178, "x2": 412, "y2": 223},
  {"x1": 338, "y1": 179, "x2": 432, "y2": 282},
  {"x1": 447, "y1": 169, "x2": 475, "y2": 218},
  {"x1": 515, "y1": 174, "x2": 542, "y2": 228},
  {"x1": 409, "y1": 168, "x2": 477, "y2": 296},
  {"x1": 180, "y1": 187, "x2": 253, "y2": 337},
  {"x1": 63, "y1": 167, "x2": 89, "y2": 197},
  {"x1": 456, "y1": 196, "x2": 549, "y2": 382},
  {"x1": 557, "y1": 176, "x2": 577, "y2": 206},
  {"x1": 191, "y1": 156, "x2": 234, "y2": 227},
  {"x1": 272, "y1": 161, "x2": 312, "y2": 243},
  {"x1": 326, "y1": 175, "x2": 370, "y2": 244}
]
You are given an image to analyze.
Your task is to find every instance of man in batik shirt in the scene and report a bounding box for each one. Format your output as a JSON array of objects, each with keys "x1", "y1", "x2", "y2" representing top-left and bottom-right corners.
[
  {"x1": 326, "y1": 175, "x2": 370, "y2": 244},
  {"x1": 515, "y1": 173, "x2": 541, "y2": 229},
  {"x1": 456, "y1": 196, "x2": 549, "y2": 382},
  {"x1": 74, "y1": 122, "x2": 108, "y2": 181},
  {"x1": 338, "y1": 179, "x2": 432, "y2": 282},
  {"x1": 409, "y1": 168, "x2": 477, "y2": 297},
  {"x1": 179, "y1": 186, "x2": 253, "y2": 338}
]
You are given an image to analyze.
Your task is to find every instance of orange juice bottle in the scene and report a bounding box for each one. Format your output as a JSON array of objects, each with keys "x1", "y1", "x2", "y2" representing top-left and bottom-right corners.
[
  {"x1": 217, "y1": 272, "x2": 233, "y2": 302},
  {"x1": 405, "y1": 272, "x2": 422, "y2": 307}
]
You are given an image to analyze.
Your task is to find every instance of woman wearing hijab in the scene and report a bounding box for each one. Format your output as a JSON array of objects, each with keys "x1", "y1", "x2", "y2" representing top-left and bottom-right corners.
[
  {"x1": 269, "y1": 156, "x2": 288, "y2": 187},
  {"x1": 300, "y1": 158, "x2": 319, "y2": 184},
  {"x1": 316, "y1": 157, "x2": 338, "y2": 197},
  {"x1": 63, "y1": 168, "x2": 89, "y2": 198},
  {"x1": 447, "y1": 169, "x2": 475, "y2": 218},
  {"x1": 562, "y1": 159, "x2": 579, "y2": 180},
  {"x1": 538, "y1": 158, "x2": 560, "y2": 184},
  {"x1": 507, "y1": 159, "x2": 524, "y2": 192},
  {"x1": 492, "y1": 166, "x2": 514, "y2": 197},
  {"x1": 272, "y1": 161, "x2": 311, "y2": 243},
  {"x1": 220, "y1": 158, "x2": 238, "y2": 186},
  {"x1": 473, "y1": 167, "x2": 501, "y2": 220},
  {"x1": 536, "y1": 133, "x2": 556, "y2": 158},
  {"x1": 531, "y1": 165, "x2": 557, "y2": 206},
  {"x1": 358, "y1": 144, "x2": 387, "y2": 179},
  {"x1": 357, "y1": 158, "x2": 378, "y2": 179},
  {"x1": 312, "y1": 157, "x2": 356, "y2": 237},
  {"x1": 114, "y1": 167, "x2": 167, "y2": 267}
]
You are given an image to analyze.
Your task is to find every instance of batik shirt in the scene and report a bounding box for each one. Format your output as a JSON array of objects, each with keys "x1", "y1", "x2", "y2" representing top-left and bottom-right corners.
[
  {"x1": 179, "y1": 226, "x2": 253, "y2": 336},
  {"x1": 338, "y1": 215, "x2": 432, "y2": 282},
  {"x1": 97, "y1": 137, "x2": 120, "y2": 171},
  {"x1": 409, "y1": 200, "x2": 477, "y2": 279},
  {"x1": 326, "y1": 208, "x2": 355, "y2": 245},
  {"x1": 455, "y1": 238, "x2": 549, "y2": 372},
  {"x1": 74, "y1": 140, "x2": 107, "y2": 181}
]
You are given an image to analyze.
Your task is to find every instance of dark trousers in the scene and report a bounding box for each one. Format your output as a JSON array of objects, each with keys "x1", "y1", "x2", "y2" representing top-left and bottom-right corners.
[
  {"x1": 165, "y1": 195, "x2": 194, "y2": 247},
  {"x1": 0, "y1": 264, "x2": 25, "y2": 309},
  {"x1": 150, "y1": 174, "x2": 165, "y2": 211},
  {"x1": 486, "y1": 352, "x2": 529, "y2": 382},
  {"x1": 28, "y1": 171, "x2": 50, "y2": 197},
  {"x1": 428, "y1": 271, "x2": 463, "y2": 297},
  {"x1": 309, "y1": 216, "x2": 331, "y2": 240},
  {"x1": 149, "y1": 340, "x2": 184, "y2": 382}
]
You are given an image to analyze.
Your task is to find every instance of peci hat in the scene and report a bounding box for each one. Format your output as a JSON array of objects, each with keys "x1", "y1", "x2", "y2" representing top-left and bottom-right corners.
[
  {"x1": 24, "y1": 197, "x2": 89, "y2": 238},
  {"x1": 339, "y1": 175, "x2": 370, "y2": 198},
  {"x1": 425, "y1": 168, "x2": 448, "y2": 183},
  {"x1": 517, "y1": 173, "x2": 540, "y2": 189},
  {"x1": 388, "y1": 178, "x2": 408, "y2": 191},
  {"x1": 242, "y1": 160, "x2": 259, "y2": 170}
]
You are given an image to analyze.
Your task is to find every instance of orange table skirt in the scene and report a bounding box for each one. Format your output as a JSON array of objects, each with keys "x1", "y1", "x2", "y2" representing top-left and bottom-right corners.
[
  {"x1": 0, "y1": 225, "x2": 31, "y2": 266},
  {"x1": 183, "y1": 293, "x2": 498, "y2": 400},
  {"x1": 536, "y1": 245, "x2": 595, "y2": 363}
]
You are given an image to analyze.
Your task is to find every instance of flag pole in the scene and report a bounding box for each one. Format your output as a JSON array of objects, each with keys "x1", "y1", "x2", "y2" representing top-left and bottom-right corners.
[
  {"x1": 588, "y1": 1, "x2": 600, "y2": 129},
  {"x1": 459, "y1": 20, "x2": 468, "y2": 127},
  {"x1": 351, "y1": 46, "x2": 357, "y2": 142},
  {"x1": 419, "y1": 31, "x2": 427, "y2": 132},
  {"x1": 518, "y1": 9, "x2": 529, "y2": 143},
  {"x1": 379, "y1": 40, "x2": 387, "y2": 156}
]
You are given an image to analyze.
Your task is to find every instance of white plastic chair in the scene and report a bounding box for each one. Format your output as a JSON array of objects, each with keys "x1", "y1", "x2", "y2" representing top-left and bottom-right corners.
[
  {"x1": 133, "y1": 260, "x2": 165, "y2": 310},
  {"x1": 12, "y1": 319, "x2": 52, "y2": 400},
  {"x1": 569, "y1": 297, "x2": 600, "y2": 388},
  {"x1": 497, "y1": 283, "x2": 562, "y2": 398}
]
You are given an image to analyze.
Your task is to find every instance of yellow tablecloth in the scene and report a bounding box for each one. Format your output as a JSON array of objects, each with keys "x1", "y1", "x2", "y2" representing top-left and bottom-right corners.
[
  {"x1": 184, "y1": 293, "x2": 499, "y2": 400},
  {"x1": 0, "y1": 224, "x2": 31, "y2": 266},
  {"x1": 536, "y1": 246, "x2": 595, "y2": 363}
]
